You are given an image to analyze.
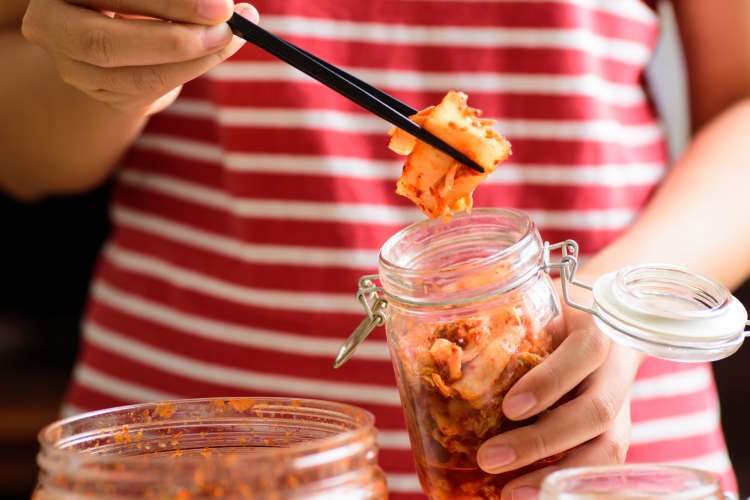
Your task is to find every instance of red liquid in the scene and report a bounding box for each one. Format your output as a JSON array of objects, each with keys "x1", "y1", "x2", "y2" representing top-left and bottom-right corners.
[{"x1": 415, "y1": 454, "x2": 560, "y2": 500}]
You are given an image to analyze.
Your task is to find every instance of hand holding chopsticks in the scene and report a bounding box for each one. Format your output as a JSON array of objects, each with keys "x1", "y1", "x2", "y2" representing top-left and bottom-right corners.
[{"x1": 226, "y1": 13, "x2": 485, "y2": 174}]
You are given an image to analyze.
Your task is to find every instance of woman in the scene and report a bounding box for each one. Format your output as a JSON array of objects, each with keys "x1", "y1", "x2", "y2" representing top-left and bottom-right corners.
[{"x1": 2, "y1": 0, "x2": 749, "y2": 497}]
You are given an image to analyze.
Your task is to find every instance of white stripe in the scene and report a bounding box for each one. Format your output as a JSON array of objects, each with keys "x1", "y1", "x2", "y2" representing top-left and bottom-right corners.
[
  {"x1": 59, "y1": 403, "x2": 85, "y2": 418},
  {"x1": 631, "y1": 367, "x2": 712, "y2": 400},
  {"x1": 525, "y1": 208, "x2": 636, "y2": 230},
  {"x1": 386, "y1": 473, "x2": 422, "y2": 493},
  {"x1": 82, "y1": 322, "x2": 402, "y2": 406},
  {"x1": 523, "y1": 0, "x2": 657, "y2": 24},
  {"x1": 377, "y1": 430, "x2": 411, "y2": 450},
  {"x1": 114, "y1": 206, "x2": 379, "y2": 269},
  {"x1": 657, "y1": 451, "x2": 732, "y2": 475},
  {"x1": 75, "y1": 363, "x2": 177, "y2": 402},
  {"x1": 258, "y1": 15, "x2": 651, "y2": 66},
  {"x1": 119, "y1": 169, "x2": 421, "y2": 225},
  {"x1": 118, "y1": 169, "x2": 639, "y2": 230},
  {"x1": 391, "y1": 0, "x2": 657, "y2": 25},
  {"x1": 136, "y1": 133, "x2": 665, "y2": 187},
  {"x1": 92, "y1": 279, "x2": 390, "y2": 360},
  {"x1": 103, "y1": 245, "x2": 361, "y2": 313},
  {"x1": 165, "y1": 100, "x2": 663, "y2": 146},
  {"x1": 208, "y1": 62, "x2": 646, "y2": 107},
  {"x1": 630, "y1": 409, "x2": 720, "y2": 445}
]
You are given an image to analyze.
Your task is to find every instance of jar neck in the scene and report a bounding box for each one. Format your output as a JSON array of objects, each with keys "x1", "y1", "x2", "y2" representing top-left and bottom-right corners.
[
  {"x1": 36, "y1": 398, "x2": 380, "y2": 499},
  {"x1": 378, "y1": 209, "x2": 544, "y2": 307}
]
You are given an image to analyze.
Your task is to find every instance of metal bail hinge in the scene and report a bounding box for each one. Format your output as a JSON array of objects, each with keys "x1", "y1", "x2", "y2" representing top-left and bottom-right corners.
[
  {"x1": 334, "y1": 276, "x2": 388, "y2": 369},
  {"x1": 543, "y1": 239, "x2": 597, "y2": 315}
]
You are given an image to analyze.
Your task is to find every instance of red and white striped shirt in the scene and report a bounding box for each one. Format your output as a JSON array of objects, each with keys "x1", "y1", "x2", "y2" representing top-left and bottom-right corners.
[{"x1": 65, "y1": 0, "x2": 738, "y2": 496}]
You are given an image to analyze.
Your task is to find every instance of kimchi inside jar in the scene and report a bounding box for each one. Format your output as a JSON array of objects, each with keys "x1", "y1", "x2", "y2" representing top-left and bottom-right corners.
[
  {"x1": 379, "y1": 208, "x2": 565, "y2": 499},
  {"x1": 34, "y1": 398, "x2": 386, "y2": 500}
]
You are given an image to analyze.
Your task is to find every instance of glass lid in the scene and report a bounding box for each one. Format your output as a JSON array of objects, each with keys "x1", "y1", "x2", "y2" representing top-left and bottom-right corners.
[
  {"x1": 546, "y1": 242, "x2": 749, "y2": 363},
  {"x1": 591, "y1": 265, "x2": 747, "y2": 362}
]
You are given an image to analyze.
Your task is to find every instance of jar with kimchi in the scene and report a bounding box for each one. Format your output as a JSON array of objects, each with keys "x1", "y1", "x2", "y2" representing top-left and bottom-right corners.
[
  {"x1": 363, "y1": 208, "x2": 565, "y2": 499},
  {"x1": 34, "y1": 397, "x2": 387, "y2": 500}
]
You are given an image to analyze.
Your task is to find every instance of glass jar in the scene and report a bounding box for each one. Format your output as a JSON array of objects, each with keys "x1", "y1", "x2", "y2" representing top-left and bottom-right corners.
[
  {"x1": 34, "y1": 397, "x2": 387, "y2": 500},
  {"x1": 540, "y1": 465, "x2": 732, "y2": 499},
  {"x1": 377, "y1": 208, "x2": 564, "y2": 498}
]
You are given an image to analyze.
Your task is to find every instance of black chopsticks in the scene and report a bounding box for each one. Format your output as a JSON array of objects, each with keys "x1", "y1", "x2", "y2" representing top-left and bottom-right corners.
[{"x1": 226, "y1": 14, "x2": 485, "y2": 174}]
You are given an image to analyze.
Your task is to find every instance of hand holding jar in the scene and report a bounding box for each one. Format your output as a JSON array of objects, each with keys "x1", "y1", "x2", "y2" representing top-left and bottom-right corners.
[
  {"x1": 477, "y1": 294, "x2": 642, "y2": 499},
  {"x1": 346, "y1": 209, "x2": 645, "y2": 499}
]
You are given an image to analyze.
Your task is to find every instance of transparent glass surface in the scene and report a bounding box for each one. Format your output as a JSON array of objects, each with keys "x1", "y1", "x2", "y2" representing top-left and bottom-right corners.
[
  {"x1": 379, "y1": 209, "x2": 565, "y2": 499},
  {"x1": 34, "y1": 397, "x2": 387, "y2": 499},
  {"x1": 613, "y1": 265, "x2": 731, "y2": 320},
  {"x1": 540, "y1": 465, "x2": 724, "y2": 499}
]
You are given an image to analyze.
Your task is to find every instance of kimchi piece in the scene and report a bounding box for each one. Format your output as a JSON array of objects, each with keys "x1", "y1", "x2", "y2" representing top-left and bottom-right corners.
[{"x1": 389, "y1": 91, "x2": 511, "y2": 218}]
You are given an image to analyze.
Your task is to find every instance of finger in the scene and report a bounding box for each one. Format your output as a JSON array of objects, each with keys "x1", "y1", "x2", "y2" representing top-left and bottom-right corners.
[
  {"x1": 67, "y1": 0, "x2": 236, "y2": 24},
  {"x1": 56, "y1": 34, "x2": 245, "y2": 96},
  {"x1": 478, "y1": 345, "x2": 638, "y2": 474},
  {"x1": 29, "y1": 1, "x2": 241, "y2": 68},
  {"x1": 502, "y1": 326, "x2": 611, "y2": 421},
  {"x1": 498, "y1": 404, "x2": 631, "y2": 500}
]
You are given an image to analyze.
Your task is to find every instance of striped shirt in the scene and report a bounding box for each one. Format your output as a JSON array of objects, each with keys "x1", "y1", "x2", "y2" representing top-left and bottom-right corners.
[{"x1": 64, "y1": 0, "x2": 738, "y2": 496}]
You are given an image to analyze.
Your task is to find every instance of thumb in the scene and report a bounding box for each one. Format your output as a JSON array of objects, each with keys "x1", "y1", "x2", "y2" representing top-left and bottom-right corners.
[{"x1": 233, "y1": 3, "x2": 260, "y2": 24}]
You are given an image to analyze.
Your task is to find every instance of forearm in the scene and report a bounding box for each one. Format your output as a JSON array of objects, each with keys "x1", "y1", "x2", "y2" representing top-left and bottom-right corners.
[
  {"x1": 583, "y1": 99, "x2": 750, "y2": 290},
  {"x1": 0, "y1": 28, "x2": 147, "y2": 200}
]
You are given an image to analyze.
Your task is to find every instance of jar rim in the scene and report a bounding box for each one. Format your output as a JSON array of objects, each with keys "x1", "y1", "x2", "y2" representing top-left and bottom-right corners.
[
  {"x1": 379, "y1": 208, "x2": 534, "y2": 276},
  {"x1": 378, "y1": 208, "x2": 541, "y2": 306},
  {"x1": 38, "y1": 397, "x2": 375, "y2": 468},
  {"x1": 540, "y1": 464, "x2": 722, "y2": 499}
]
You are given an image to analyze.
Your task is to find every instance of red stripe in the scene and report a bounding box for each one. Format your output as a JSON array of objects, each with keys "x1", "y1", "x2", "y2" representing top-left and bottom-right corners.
[
  {"x1": 250, "y1": 0, "x2": 657, "y2": 42},
  {"x1": 198, "y1": 80, "x2": 657, "y2": 125},
  {"x1": 121, "y1": 156, "x2": 657, "y2": 210},
  {"x1": 230, "y1": 42, "x2": 646, "y2": 86},
  {"x1": 113, "y1": 188, "x2": 626, "y2": 255},
  {"x1": 143, "y1": 120, "x2": 666, "y2": 166},
  {"x1": 115, "y1": 225, "x2": 374, "y2": 292},
  {"x1": 88, "y1": 299, "x2": 398, "y2": 385},
  {"x1": 636, "y1": 358, "x2": 709, "y2": 378},
  {"x1": 74, "y1": 350, "x2": 408, "y2": 428},
  {"x1": 627, "y1": 432, "x2": 727, "y2": 463},
  {"x1": 631, "y1": 388, "x2": 719, "y2": 421},
  {"x1": 95, "y1": 263, "x2": 370, "y2": 340},
  {"x1": 67, "y1": 381, "x2": 134, "y2": 413}
]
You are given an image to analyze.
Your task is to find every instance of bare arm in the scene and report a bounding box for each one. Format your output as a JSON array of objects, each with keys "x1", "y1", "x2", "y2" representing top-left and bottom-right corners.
[
  {"x1": 0, "y1": 20, "x2": 147, "y2": 199},
  {"x1": 0, "y1": 0, "x2": 255, "y2": 201},
  {"x1": 583, "y1": 0, "x2": 750, "y2": 289}
]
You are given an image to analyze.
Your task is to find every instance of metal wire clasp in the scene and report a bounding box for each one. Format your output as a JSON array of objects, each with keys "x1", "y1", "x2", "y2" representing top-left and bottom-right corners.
[
  {"x1": 543, "y1": 240, "x2": 597, "y2": 316},
  {"x1": 333, "y1": 276, "x2": 388, "y2": 369}
]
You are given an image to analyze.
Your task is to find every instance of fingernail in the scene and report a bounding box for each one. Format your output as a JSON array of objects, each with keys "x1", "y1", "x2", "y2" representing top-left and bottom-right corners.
[
  {"x1": 203, "y1": 23, "x2": 232, "y2": 48},
  {"x1": 504, "y1": 392, "x2": 536, "y2": 418},
  {"x1": 478, "y1": 444, "x2": 516, "y2": 470},
  {"x1": 235, "y1": 3, "x2": 260, "y2": 23},
  {"x1": 197, "y1": 0, "x2": 232, "y2": 20},
  {"x1": 512, "y1": 486, "x2": 539, "y2": 500}
]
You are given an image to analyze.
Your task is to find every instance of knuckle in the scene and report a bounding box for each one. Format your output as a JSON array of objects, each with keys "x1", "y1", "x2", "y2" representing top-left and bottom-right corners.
[
  {"x1": 529, "y1": 429, "x2": 551, "y2": 461},
  {"x1": 81, "y1": 29, "x2": 115, "y2": 67},
  {"x1": 589, "y1": 393, "x2": 618, "y2": 428},
  {"x1": 21, "y1": 13, "x2": 40, "y2": 44},
  {"x1": 165, "y1": 26, "x2": 195, "y2": 55},
  {"x1": 601, "y1": 436, "x2": 629, "y2": 463}
]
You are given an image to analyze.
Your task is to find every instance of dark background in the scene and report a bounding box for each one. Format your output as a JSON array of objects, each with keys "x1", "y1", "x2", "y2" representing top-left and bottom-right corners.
[{"x1": 1, "y1": 187, "x2": 749, "y2": 499}]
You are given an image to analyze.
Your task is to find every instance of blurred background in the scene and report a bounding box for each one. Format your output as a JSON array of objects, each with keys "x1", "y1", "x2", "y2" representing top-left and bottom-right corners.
[{"x1": 1, "y1": 3, "x2": 749, "y2": 498}]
